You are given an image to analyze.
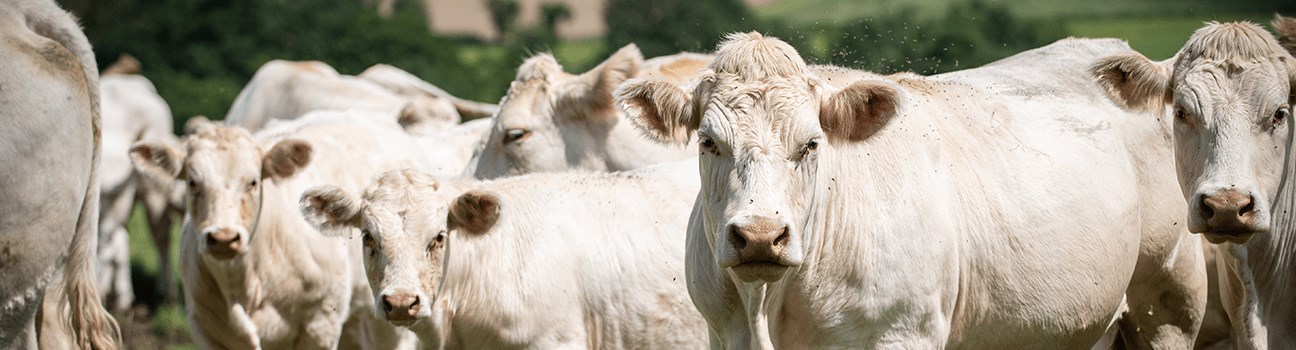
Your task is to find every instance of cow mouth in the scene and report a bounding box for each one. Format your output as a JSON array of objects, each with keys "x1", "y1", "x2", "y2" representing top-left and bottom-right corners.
[
  {"x1": 1201, "y1": 230, "x2": 1260, "y2": 244},
  {"x1": 730, "y1": 260, "x2": 792, "y2": 282},
  {"x1": 203, "y1": 247, "x2": 243, "y2": 260},
  {"x1": 385, "y1": 318, "x2": 421, "y2": 328}
]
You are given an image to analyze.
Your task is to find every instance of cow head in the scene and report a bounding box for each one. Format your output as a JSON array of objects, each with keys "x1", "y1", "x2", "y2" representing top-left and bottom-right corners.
[
  {"x1": 468, "y1": 44, "x2": 644, "y2": 179},
  {"x1": 130, "y1": 124, "x2": 313, "y2": 260},
  {"x1": 300, "y1": 170, "x2": 459, "y2": 326},
  {"x1": 1092, "y1": 21, "x2": 1296, "y2": 243},
  {"x1": 617, "y1": 32, "x2": 901, "y2": 282}
]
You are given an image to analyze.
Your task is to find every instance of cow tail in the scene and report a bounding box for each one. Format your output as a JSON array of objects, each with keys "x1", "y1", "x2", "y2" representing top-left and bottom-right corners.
[{"x1": 31, "y1": 2, "x2": 122, "y2": 348}]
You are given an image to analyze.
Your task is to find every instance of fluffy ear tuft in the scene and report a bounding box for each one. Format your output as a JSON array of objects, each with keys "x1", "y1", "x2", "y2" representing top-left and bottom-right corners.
[
  {"x1": 130, "y1": 141, "x2": 186, "y2": 186},
  {"x1": 819, "y1": 80, "x2": 902, "y2": 142},
  {"x1": 447, "y1": 190, "x2": 501, "y2": 235},
  {"x1": 1090, "y1": 52, "x2": 1172, "y2": 112},
  {"x1": 262, "y1": 139, "x2": 313, "y2": 180},
  {"x1": 300, "y1": 186, "x2": 363, "y2": 237},
  {"x1": 616, "y1": 78, "x2": 697, "y2": 144},
  {"x1": 184, "y1": 115, "x2": 214, "y2": 136},
  {"x1": 583, "y1": 44, "x2": 644, "y2": 113},
  {"x1": 1273, "y1": 14, "x2": 1296, "y2": 54}
]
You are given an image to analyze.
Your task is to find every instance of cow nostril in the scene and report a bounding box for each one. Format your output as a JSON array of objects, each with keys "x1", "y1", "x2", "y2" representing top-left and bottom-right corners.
[
  {"x1": 729, "y1": 225, "x2": 747, "y2": 250},
  {"x1": 228, "y1": 234, "x2": 241, "y2": 243},
  {"x1": 381, "y1": 298, "x2": 394, "y2": 313},
  {"x1": 773, "y1": 227, "x2": 789, "y2": 247},
  {"x1": 409, "y1": 296, "x2": 421, "y2": 314},
  {"x1": 1199, "y1": 196, "x2": 1215, "y2": 220},
  {"x1": 1241, "y1": 196, "x2": 1256, "y2": 215},
  {"x1": 205, "y1": 234, "x2": 218, "y2": 246}
]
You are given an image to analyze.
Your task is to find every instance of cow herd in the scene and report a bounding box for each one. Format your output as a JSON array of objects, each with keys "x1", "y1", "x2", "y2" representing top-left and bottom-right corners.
[{"x1": 2, "y1": 0, "x2": 1296, "y2": 349}]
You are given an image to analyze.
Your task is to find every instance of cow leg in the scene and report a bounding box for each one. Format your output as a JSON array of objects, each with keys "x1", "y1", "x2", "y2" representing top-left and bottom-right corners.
[
  {"x1": 1121, "y1": 231, "x2": 1208, "y2": 349},
  {"x1": 147, "y1": 209, "x2": 177, "y2": 304},
  {"x1": 105, "y1": 225, "x2": 134, "y2": 313},
  {"x1": 141, "y1": 181, "x2": 179, "y2": 304}
]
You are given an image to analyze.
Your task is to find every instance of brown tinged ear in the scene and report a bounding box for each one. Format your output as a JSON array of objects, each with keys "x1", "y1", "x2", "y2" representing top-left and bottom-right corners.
[
  {"x1": 819, "y1": 80, "x2": 902, "y2": 142},
  {"x1": 300, "y1": 185, "x2": 363, "y2": 237},
  {"x1": 1274, "y1": 14, "x2": 1296, "y2": 55},
  {"x1": 185, "y1": 115, "x2": 214, "y2": 135},
  {"x1": 262, "y1": 139, "x2": 313, "y2": 180},
  {"x1": 447, "y1": 190, "x2": 501, "y2": 235},
  {"x1": 130, "y1": 140, "x2": 186, "y2": 185},
  {"x1": 1090, "y1": 52, "x2": 1172, "y2": 112},
  {"x1": 583, "y1": 44, "x2": 644, "y2": 112},
  {"x1": 616, "y1": 78, "x2": 697, "y2": 145}
]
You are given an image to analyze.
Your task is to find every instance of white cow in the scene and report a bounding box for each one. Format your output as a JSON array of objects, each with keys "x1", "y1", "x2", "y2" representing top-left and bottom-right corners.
[
  {"x1": 358, "y1": 64, "x2": 499, "y2": 127},
  {"x1": 414, "y1": 118, "x2": 492, "y2": 178},
  {"x1": 618, "y1": 33, "x2": 1207, "y2": 349},
  {"x1": 300, "y1": 163, "x2": 708, "y2": 349},
  {"x1": 96, "y1": 63, "x2": 183, "y2": 312},
  {"x1": 0, "y1": 0, "x2": 119, "y2": 348},
  {"x1": 465, "y1": 44, "x2": 710, "y2": 179},
  {"x1": 223, "y1": 60, "x2": 458, "y2": 134},
  {"x1": 1090, "y1": 19, "x2": 1296, "y2": 349},
  {"x1": 130, "y1": 113, "x2": 426, "y2": 349}
]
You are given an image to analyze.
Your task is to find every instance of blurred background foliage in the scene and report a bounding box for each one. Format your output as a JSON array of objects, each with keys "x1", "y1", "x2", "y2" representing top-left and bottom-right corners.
[
  {"x1": 58, "y1": 0, "x2": 1292, "y2": 347},
  {"x1": 64, "y1": 0, "x2": 1293, "y2": 133}
]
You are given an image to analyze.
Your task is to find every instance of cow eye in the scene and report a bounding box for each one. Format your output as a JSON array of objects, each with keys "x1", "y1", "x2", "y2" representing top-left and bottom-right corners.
[
  {"x1": 1274, "y1": 106, "x2": 1290, "y2": 127},
  {"x1": 361, "y1": 230, "x2": 375, "y2": 246},
  {"x1": 805, "y1": 139, "x2": 819, "y2": 151},
  {"x1": 1173, "y1": 108, "x2": 1187, "y2": 121},
  {"x1": 699, "y1": 136, "x2": 715, "y2": 149},
  {"x1": 504, "y1": 128, "x2": 530, "y2": 144},
  {"x1": 248, "y1": 179, "x2": 258, "y2": 190}
]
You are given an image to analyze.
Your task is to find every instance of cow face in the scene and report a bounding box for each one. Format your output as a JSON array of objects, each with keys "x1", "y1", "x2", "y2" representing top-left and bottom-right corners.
[
  {"x1": 618, "y1": 33, "x2": 900, "y2": 283},
  {"x1": 469, "y1": 45, "x2": 643, "y2": 179},
  {"x1": 131, "y1": 125, "x2": 312, "y2": 260},
  {"x1": 1093, "y1": 21, "x2": 1296, "y2": 243},
  {"x1": 301, "y1": 170, "x2": 454, "y2": 326}
]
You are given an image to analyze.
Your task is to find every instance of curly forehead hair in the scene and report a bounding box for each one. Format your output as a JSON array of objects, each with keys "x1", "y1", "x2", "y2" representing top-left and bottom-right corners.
[
  {"x1": 709, "y1": 32, "x2": 811, "y2": 82},
  {"x1": 362, "y1": 169, "x2": 440, "y2": 206},
  {"x1": 1180, "y1": 21, "x2": 1289, "y2": 62}
]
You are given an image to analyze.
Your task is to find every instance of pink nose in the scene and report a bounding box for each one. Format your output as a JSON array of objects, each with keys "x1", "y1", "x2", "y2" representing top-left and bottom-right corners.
[
  {"x1": 204, "y1": 229, "x2": 242, "y2": 259},
  {"x1": 1199, "y1": 190, "x2": 1257, "y2": 232},
  {"x1": 728, "y1": 216, "x2": 790, "y2": 264},
  {"x1": 381, "y1": 293, "x2": 421, "y2": 321}
]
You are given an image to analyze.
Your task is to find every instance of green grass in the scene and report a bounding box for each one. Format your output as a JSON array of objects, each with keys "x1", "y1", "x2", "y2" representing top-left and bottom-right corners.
[{"x1": 123, "y1": 205, "x2": 191, "y2": 348}]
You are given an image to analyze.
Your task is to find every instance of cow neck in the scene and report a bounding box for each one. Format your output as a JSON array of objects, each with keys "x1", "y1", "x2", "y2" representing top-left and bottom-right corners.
[{"x1": 1251, "y1": 117, "x2": 1296, "y2": 306}]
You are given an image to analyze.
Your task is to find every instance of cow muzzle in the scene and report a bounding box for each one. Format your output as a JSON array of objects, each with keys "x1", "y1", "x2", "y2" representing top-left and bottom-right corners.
[
  {"x1": 1193, "y1": 189, "x2": 1266, "y2": 243},
  {"x1": 201, "y1": 227, "x2": 246, "y2": 260},
  {"x1": 380, "y1": 291, "x2": 423, "y2": 326},
  {"x1": 724, "y1": 216, "x2": 798, "y2": 282}
]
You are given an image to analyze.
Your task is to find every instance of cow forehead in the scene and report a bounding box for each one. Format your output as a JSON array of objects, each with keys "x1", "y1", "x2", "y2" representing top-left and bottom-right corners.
[
  {"x1": 699, "y1": 77, "x2": 817, "y2": 137},
  {"x1": 362, "y1": 184, "x2": 452, "y2": 236},
  {"x1": 1176, "y1": 60, "x2": 1290, "y2": 114},
  {"x1": 184, "y1": 135, "x2": 262, "y2": 180}
]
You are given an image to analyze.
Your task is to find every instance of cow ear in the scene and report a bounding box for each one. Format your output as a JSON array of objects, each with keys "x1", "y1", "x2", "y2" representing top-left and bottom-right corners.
[
  {"x1": 300, "y1": 185, "x2": 363, "y2": 237},
  {"x1": 130, "y1": 140, "x2": 186, "y2": 185},
  {"x1": 1091, "y1": 52, "x2": 1173, "y2": 112},
  {"x1": 616, "y1": 77, "x2": 698, "y2": 145},
  {"x1": 262, "y1": 139, "x2": 313, "y2": 181},
  {"x1": 1273, "y1": 14, "x2": 1296, "y2": 55},
  {"x1": 447, "y1": 190, "x2": 501, "y2": 235},
  {"x1": 819, "y1": 79, "x2": 902, "y2": 142},
  {"x1": 581, "y1": 44, "x2": 644, "y2": 114}
]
